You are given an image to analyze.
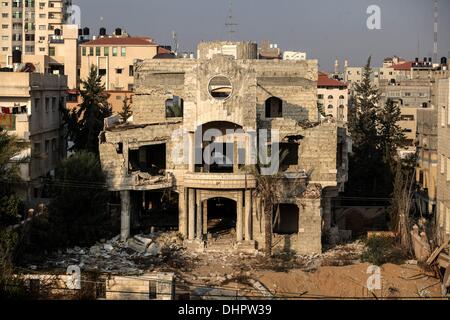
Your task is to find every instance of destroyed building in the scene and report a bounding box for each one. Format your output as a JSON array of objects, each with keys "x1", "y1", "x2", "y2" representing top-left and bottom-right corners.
[{"x1": 99, "y1": 41, "x2": 350, "y2": 255}]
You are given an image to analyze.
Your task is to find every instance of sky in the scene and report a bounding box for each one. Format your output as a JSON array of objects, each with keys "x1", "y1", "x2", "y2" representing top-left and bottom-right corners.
[{"x1": 73, "y1": 0, "x2": 450, "y2": 72}]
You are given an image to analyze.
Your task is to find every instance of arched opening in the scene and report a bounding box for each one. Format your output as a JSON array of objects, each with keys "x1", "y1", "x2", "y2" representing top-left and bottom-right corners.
[
  {"x1": 328, "y1": 95, "x2": 334, "y2": 100},
  {"x1": 265, "y1": 97, "x2": 283, "y2": 118},
  {"x1": 273, "y1": 204, "x2": 299, "y2": 235},
  {"x1": 195, "y1": 121, "x2": 245, "y2": 173},
  {"x1": 206, "y1": 197, "x2": 237, "y2": 240}
]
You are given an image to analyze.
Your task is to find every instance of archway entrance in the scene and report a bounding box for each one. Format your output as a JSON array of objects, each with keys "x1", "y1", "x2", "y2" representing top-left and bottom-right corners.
[{"x1": 206, "y1": 197, "x2": 237, "y2": 240}]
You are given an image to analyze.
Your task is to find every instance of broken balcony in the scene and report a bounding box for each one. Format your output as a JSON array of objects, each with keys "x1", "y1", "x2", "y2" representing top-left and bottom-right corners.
[{"x1": 126, "y1": 143, "x2": 174, "y2": 190}]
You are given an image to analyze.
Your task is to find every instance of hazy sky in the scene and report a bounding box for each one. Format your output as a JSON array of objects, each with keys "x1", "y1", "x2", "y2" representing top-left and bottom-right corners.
[{"x1": 73, "y1": 0, "x2": 450, "y2": 71}]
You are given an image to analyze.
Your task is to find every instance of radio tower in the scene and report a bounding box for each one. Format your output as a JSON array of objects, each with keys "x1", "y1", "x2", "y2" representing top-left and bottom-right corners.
[
  {"x1": 434, "y1": 0, "x2": 438, "y2": 63},
  {"x1": 225, "y1": 0, "x2": 238, "y2": 38}
]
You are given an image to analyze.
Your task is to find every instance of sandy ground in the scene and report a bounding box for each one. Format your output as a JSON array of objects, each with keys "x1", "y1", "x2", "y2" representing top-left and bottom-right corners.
[{"x1": 255, "y1": 263, "x2": 443, "y2": 299}]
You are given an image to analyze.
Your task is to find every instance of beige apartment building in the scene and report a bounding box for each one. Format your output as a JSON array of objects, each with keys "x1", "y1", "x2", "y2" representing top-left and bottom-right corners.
[
  {"x1": 317, "y1": 72, "x2": 348, "y2": 123},
  {"x1": 437, "y1": 78, "x2": 450, "y2": 243},
  {"x1": 0, "y1": 70, "x2": 67, "y2": 204},
  {"x1": 79, "y1": 32, "x2": 162, "y2": 112},
  {"x1": 0, "y1": 0, "x2": 71, "y2": 57}
]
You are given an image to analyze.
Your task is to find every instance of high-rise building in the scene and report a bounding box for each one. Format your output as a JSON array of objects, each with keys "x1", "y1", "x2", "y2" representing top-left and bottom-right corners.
[{"x1": 0, "y1": 0, "x2": 72, "y2": 58}]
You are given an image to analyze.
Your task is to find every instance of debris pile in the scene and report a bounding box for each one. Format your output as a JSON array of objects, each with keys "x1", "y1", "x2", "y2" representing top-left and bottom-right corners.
[{"x1": 41, "y1": 232, "x2": 185, "y2": 275}]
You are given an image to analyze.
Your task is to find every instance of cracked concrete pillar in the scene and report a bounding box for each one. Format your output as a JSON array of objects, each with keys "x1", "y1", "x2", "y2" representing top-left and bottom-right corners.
[
  {"x1": 120, "y1": 190, "x2": 131, "y2": 242},
  {"x1": 237, "y1": 191, "x2": 243, "y2": 242},
  {"x1": 245, "y1": 190, "x2": 252, "y2": 241},
  {"x1": 188, "y1": 189, "x2": 195, "y2": 240},
  {"x1": 179, "y1": 188, "x2": 188, "y2": 237},
  {"x1": 196, "y1": 190, "x2": 203, "y2": 240},
  {"x1": 203, "y1": 200, "x2": 208, "y2": 238}
]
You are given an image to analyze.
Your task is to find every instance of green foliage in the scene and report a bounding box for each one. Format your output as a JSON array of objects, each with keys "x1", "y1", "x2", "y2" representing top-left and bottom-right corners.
[
  {"x1": 0, "y1": 195, "x2": 23, "y2": 227},
  {"x1": 361, "y1": 236, "x2": 406, "y2": 266},
  {"x1": 346, "y1": 57, "x2": 407, "y2": 199},
  {"x1": 64, "y1": 65, "x2": 112, "y2": 155},
  {"x1": 48, "y1": 151, "x2": 111, "y2": 247},
  {"x1": 0, "y1": 229, "x2": 26, "y2": 299},
  {"x1": 118, "y1": 96, "x2": 133, "y2": 123}
]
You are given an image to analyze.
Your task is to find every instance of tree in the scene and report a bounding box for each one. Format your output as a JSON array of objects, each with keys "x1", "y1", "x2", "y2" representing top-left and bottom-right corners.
[
  {"x1": 64, "y1": 65, "x2": 112, "y2": 155},
  {"x1": 379, "y1": 98, "x2": 406, "y2": 170},
  {"x1": 48, "y1": 151, "x2": 110, "y2": 247},
  {"x1": 0, "y1": 128, "x2": 25, "y2": 226},
  {"x1": 346, "y1": 57, "x2": 389, "y2": 198},
  {"x1": 118, "y1": 96, "x2": 133, "y2": 123}
]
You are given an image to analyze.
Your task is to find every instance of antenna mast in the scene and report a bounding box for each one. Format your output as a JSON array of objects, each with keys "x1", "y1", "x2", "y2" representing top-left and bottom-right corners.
[
  {"x1": 434, "y1": 0, "x2": 438, "y2": 63},
  {"x1": 225, "y1": 0, "x2": 238, "y2": 38}
]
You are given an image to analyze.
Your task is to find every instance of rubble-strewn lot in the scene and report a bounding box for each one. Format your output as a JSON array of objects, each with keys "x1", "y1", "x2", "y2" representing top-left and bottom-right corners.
[{"x1": 30, "y1": 236, "x2": 444, "y2": 299}]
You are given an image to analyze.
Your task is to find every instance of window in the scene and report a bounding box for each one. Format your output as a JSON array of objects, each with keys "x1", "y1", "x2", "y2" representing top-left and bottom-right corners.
[
  {"x1": 51, "y1": 97, "x2": 56, "y2": 112},
  {"x1": 442, "y1": 106, "x2": 446, "y2": 127},
  {"x1": 129, "y1": 65, "x2": 134, "y2": 77},
  {"x1": 45, "y1": 140, "x2": 49, "y2": 154},
  {"x1": 339, "y1": 95, "x2": 345, "y2": 100},
  {"x1": 95, "y1": 47, "x2": 101, "y2": 56},
  {"x1": 318, "y1": 94, "x2": 324, "y2": 99},
  {"x1": 273, "y1": 204, "x2": 299, "y2": 235},
  {"x1": 165, "y1": 96, "x2": 184, "y2": 118},
  {"x1": 82, "y1": 47, "x2": 86, "y2": 56},
  {"x1": 89, "y1": 47, "x2": 94, "y2": 56},
  {"x1": 112, "y1": 47, "x2": 118, "y2": 56},
  {"x1": 447, "y1": 158, "x2": 450, "y2": 182},
  {"x1": 116, "y1": 68, "x2": 123, "y2": 74},
  {"x1": 45, "y1": 97, "x2": 49, "y2": 112},
  {"x1": 265, "y1": 97, "x2": 282, "y2": 118},
  {"x1": 328, "y1": 95, "x2": 333, "y2": 99},
  {"x1": 208, "y1": 76, "x2": 232, "y2": 100},
  {"x1": 327, "y1": 105, "x2": 333, "y2": 109},
  {"x1": 49, "y1": 47, "x2": 55, "y2": 56},
  {"x1": 121, "y1": 47, "x2": 126, "y2": 57},
  {"x1": 98, "y1": 69, "x2": 106, "y2": 76},
  {"x1": 104, "y1": 47, "x2": 109, "y2": 56},
  {"x1": 34, "y1": 98, "x2": 40, "y2": 112}
]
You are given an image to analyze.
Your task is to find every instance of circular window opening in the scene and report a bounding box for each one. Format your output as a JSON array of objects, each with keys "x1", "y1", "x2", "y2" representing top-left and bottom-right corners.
[{"x1": 208, "y1": 76, "x2": 232, "y2": 100}]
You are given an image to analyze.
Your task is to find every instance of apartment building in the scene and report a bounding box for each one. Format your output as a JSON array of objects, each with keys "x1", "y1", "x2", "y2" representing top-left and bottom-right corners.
[
  {"x1": 0, "y1": 0, "x2": 71, "y2": 57},
  {"x1": 79, "y1": 29, "x2": 161, "y2": 112},
  {"x1": 437, "y1": 78, "x2": 450, "y2": 243},
  {"x1": 318, "y1": 72, "x2": 348, "y2": 123},
  {"x1": 0, "y1": 69, "x2": 67, "y2": 204}
]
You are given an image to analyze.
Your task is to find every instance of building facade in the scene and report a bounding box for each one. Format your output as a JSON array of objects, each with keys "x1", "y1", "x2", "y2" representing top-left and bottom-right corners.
[
  {"x1": 79, "y1": 31, "x2": 160, "y2": 112},
  {"x1": 437, "y1": 78, "x2": 450, "y2": 243},
  {"x1": 99, "y1": 41, "x2": 349, "y2": 255},
  {"x1": 318, "y1": 72, "x2": 348, "y2": 124},
  {"x1": 0, "y1": 70, "x2": 67, "y2": 204},
  {"x1": 0, "y1": 0, "x2": 71, "y2": 57}
]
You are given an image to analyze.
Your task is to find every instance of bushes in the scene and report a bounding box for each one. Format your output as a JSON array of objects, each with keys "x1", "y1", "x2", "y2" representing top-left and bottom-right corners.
[
  {"x1": 48, "y1": 151, "x2": 111, "y2": 248},
  {"x1": 361, "y1": 236, "x2": 408, "y2": 266}
]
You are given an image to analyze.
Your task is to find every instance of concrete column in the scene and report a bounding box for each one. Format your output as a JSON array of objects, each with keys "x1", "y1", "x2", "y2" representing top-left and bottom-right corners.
[
  {"x1": 245, "y1": 190, "x2": 252, "y2": 241},
  {"x1": 188, "y1": 189, "x2": 195, "y2": 240},
  {"x1": 236, "y1": 191, "x2": 243, "y2": 242},
  {"x1": 233, "y1": 138, "x2": 239, "y2": 173},
  {"x1": 196, "y1": 190, "x2": 203, "y2": 240},
  {"x1": 179, "y1": 188, "x2": 188, "y2": 237},
  {"x1": 203, "y1": 200, "x2": 208, "y2": 237},
  {"x1": 120, "y1": 190, "x2": 131, "y2": 242},
  {"x1": 188, "y1": 132, "x2": 195, "y2": 172}
]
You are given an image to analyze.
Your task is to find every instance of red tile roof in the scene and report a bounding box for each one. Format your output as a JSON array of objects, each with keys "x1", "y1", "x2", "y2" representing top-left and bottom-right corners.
[
  {"x1": 318, "y1": 72, "x2": 348, "y2": 87},
  {"x1": 157, "y1": 46, "x2": 172, "y2": 55},
  {"x1": 392, "y1": 61, "x2": 413, "y2": 71},
  {"x1": 82, "y1": 37, "x2": 155, "y2": 46}
]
